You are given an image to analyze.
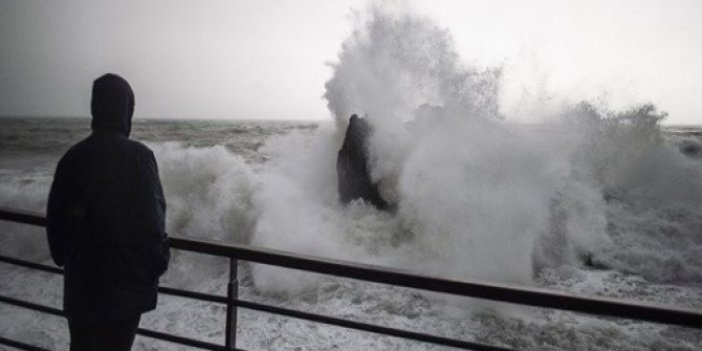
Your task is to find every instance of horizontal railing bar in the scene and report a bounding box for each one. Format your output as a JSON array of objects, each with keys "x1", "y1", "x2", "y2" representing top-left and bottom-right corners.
[
  {"x1": 0, "y1": 255, "x2": 230, "y2": 306},
  {"x1": 0, "y1": 254, "x2": 63, "y2": 274},
  {"x1": 0, "y1": 293, "x2": 64, "y2": 316},
  {"x1": 234, "y1": 298, "x2": 513, "y2": 351},
  {"x1": 171, "y1": 237, "x2": 702, "y2": 330},
  {"x1": 0, "y1": 206, "x2": 46, "y2": 227},
  {"x1": 2, "y1": 206, "x2": 701, "y2": 331},
  {"x1": 0, "y1": 293, "x2": 231, "y2": 351},
  {"x1": 158, "y1": 286, "x2": 228, "y2": 304},
  {"x1": 136, "y1": 328, "x2": 235, "y2": 351},
  {"x1": 0, "y1": 335, "x2": 50, "y2": 351},
  {"x1": 0, "y1": 257, "x2": 504, "y2": 351}
]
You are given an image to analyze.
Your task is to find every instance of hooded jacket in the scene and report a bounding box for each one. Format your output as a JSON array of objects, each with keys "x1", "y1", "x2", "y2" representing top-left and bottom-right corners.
[{"x1": 47, "y1": 74, "x2": 169, "y2": 323}]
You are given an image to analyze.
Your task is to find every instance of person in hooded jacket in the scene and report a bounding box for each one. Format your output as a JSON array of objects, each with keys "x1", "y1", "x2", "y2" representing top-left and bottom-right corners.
[{"x1": 47, "y1": 73, "x2": 169, "y2": 351}]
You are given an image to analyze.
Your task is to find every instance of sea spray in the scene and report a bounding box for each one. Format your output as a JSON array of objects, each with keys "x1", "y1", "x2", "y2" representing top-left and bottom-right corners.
[
  {"x1": 152, "y1": 142, "x2": 256, "y2": 243},
  {"x1": 567, "y1": 103, "x2": 702, "y2": 208},
  {"x1": 318, "y1": 3, "x2": 702, "y2": 289},
  {"x1": 247, "y1": 124, "x2": 405, "y2": 292},
  {"x1": 398, "y1": 116, "x2": 561, "y2": 284},
  {"x1": 250, "y1": 127, "x2": 350, "y2": 291},
  {"x1": 323, "y1": 5, "x2": 558, "y2": 286},
  {"x1": 146, "y1": 142, "x2": 258, "y2": 289},
  {"x1": 560, "y1": 104, "x2": 702, "y2": 283},
  {"x1": 248, "y1": 5, "x2": 599, "y2": 291},
  {"x1": 324, "y1": 6, "x2": 501, "y2": 196}
]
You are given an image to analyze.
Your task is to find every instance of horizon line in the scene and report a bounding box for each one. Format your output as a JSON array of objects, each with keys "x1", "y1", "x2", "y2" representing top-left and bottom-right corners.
[{"x1": 1, "y1": 114, "x2": 699, "y2": 127}]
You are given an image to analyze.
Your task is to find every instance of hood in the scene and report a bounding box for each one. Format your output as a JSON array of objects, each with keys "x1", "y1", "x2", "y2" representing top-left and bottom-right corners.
[{"x1": 90, "y1": 74, "x2": 134, "y2": 136}]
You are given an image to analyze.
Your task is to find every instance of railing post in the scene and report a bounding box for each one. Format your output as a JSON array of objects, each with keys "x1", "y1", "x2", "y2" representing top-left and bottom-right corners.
[{"x1": 225, "y1": 257, "x2": 239, "y2": 350}]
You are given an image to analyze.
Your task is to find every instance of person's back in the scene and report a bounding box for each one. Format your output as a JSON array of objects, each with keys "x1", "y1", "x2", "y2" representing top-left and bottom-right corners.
[{"x1": 47, "y1": 74, "x2": 169, "y2": 351}]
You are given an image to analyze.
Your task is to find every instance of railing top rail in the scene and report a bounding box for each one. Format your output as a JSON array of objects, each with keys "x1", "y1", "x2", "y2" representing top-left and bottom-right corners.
[
  {"x1": 0, "y1": 206, "x2": 46, "y2": 227},
  {"x1": 1, "y1": 206, "x2": 701, "y2": 329}
]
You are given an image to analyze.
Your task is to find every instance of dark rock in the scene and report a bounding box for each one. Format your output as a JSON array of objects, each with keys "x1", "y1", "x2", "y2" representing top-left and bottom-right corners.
[
  {"x1": 581, "y1": 252, "x2": 610, "y2": 270},
  {"x1": 337, "y1": 114, "x2": 390, "y2": 210},
  {"x1": 679, "y1": 141, "x2": 702, "y2": 158}
]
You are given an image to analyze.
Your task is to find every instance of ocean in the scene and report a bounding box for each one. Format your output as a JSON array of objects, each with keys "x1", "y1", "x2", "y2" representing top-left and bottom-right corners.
[{"x1": 0, "y1": 115, "x2": 701, "y2": 350}]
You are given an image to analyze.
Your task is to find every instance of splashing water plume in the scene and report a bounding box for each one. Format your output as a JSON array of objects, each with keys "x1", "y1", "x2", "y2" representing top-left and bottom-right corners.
[
  {"x1": 252, "y1": 4, "x2": 702, "y2": 290},
  {"x1": 320, "y1": 5, "x2": 561, "y2": 285}
]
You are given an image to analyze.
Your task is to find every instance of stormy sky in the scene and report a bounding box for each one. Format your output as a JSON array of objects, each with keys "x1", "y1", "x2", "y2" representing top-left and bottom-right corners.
[{"x1": 1, "y1": 0, "x2": 700, "y2": 124}]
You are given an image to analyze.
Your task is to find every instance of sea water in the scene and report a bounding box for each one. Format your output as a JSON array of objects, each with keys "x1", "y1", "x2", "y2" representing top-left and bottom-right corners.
[{"x1": 0, "y1": 116, "x2": 700, "y2": 351}]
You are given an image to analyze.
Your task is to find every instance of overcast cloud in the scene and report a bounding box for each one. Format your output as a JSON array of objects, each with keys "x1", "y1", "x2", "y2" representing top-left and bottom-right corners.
[{"x1": 1, "y1": 0, "x2": 700, "y2": 124}]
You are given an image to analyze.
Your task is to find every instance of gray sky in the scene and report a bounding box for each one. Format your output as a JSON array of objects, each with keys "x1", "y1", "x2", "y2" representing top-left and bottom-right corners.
[{"x1": 1, "y1": 0, "x2": 700, "y2": 124}]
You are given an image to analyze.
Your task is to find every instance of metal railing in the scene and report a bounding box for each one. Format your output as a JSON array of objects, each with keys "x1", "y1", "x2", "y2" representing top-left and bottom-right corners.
[{"x1": 1, "y1": 206, "x2": 701, "y2": 351}]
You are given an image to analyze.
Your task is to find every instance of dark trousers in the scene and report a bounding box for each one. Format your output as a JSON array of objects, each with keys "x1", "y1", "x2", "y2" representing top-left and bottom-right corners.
[{"x1": 68, "y1": 315, "x2": 141, "y2": 351}]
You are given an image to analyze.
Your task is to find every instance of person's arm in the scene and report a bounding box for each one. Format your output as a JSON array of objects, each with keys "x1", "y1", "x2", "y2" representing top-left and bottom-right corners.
[
  {"x1": 46, "y1": 156, "x2": 72, "y2": 267},
  {"x1": 138, "y1": 149, "x2": 169, "y2": 275}
]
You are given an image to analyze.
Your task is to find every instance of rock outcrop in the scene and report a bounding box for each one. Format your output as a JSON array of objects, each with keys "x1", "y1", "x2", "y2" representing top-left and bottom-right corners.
[{"x1": 337, "y1": 115, "x2": 390, "y2": 210}]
